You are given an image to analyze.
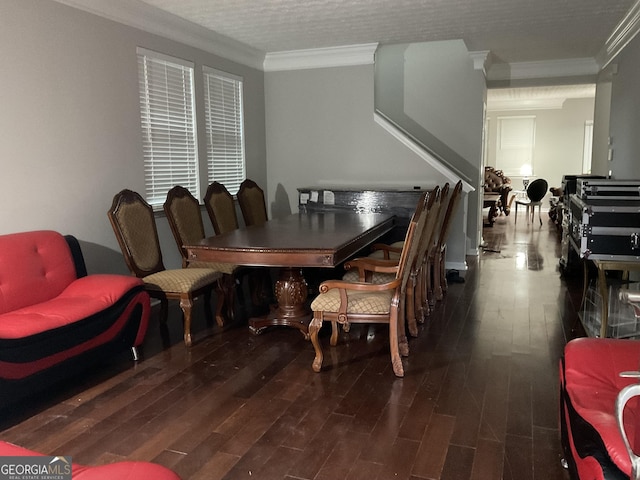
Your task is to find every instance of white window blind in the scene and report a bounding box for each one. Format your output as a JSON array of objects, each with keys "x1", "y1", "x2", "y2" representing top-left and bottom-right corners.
[
  {"x1": 203, "y1": 66, "x2": 245, "y2": 195},
  {"x1": 137, "y1": 48, "x2": 199, "y2": 206},
  {"x1": 496, "y1": 115, "x2": 536, "y2": 177}
]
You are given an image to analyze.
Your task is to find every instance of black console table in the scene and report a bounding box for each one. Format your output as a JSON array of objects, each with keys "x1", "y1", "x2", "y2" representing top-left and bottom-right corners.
[{"x1": 297, "y1": 186, "x2": 429, "y2": 242}]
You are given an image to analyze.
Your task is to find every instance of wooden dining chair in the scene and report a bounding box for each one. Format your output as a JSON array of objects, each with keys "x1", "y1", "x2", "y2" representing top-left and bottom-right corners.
[
  {"x1": 164, "y1": 185, "x2": 239, "y2": 324},
  {"x1": 108, "y1": 189, "x2": 223, "y2": 346},
  {"x1": 308, "y1": 188, "x2": 439, "y2": 377},
  {"x1": 428, "y1": 180, "x2": 463, "y2": 307},
  {"x1": 203, "y1": 181, "x2": 240, "y2": 235},
  {"x1": 420, "y1": 182, "x2": 450, "y2": 318},
  {"x1": 344, "y1": 187, "x2": 442, "y2": 334},
  {"x1": 203, "y1": 181, "x2": 270, "y2": 307},
  {"x1": 237, "y1": 179, "x2": 268, "y2": 227}
]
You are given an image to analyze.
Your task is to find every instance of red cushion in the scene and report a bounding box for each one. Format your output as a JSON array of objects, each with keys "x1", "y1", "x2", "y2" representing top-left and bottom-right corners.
[
  {"x1": 0, "y1": 275, "x2": 144, "y2": 339},
  {"x1": 0, "y1": 231, "x2": 77, "y2": 314},
  {"x1": 0, "y1": 441, "x2": 180, "y2": 480},
  {"x1": 564, "y1": 337, "x2": 640, "y2": 475}
]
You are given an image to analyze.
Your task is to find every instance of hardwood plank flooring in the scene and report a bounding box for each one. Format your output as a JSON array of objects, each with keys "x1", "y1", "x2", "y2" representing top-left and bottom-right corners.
[{"x1": 0, "y1": 213, "x2": 582, "y2": 479}]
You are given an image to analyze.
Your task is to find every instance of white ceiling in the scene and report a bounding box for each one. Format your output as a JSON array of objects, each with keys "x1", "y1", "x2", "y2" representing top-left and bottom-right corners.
[{"x1": 137, "y1": 0, "x2": 634, "y2": 64}]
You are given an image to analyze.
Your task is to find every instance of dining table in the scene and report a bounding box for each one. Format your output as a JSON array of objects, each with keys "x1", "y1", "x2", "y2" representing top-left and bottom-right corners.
[{"x1": 185, "y1": 211, "x2": 396, "y2": 337}]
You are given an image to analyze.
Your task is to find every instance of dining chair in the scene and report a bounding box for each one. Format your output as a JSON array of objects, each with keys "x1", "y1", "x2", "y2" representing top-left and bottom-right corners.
[
  {"x1": 203, "y1": 181, "x2": 240, "y2": 235},
  {"x1": 515, "y1": 178, "x2": 548, "y2": 225},
  {"x1": 164, "y1": 185, "x2": 239, "y2": 324},
  {"x1": 237, "y1": 179, "x2": 268, "y2": 227},
  {"x1": 428, "y1": 180, "x2": 463, "y2": 307},
  {"x1": 108, "y1": 189, "x2": 223, "y2": 347},
  {"x1": 203, "y1": 181, "x2": 270, "y2": 307},
  {"x1": 308, "y1": 188, "x2": 439, "y2": 377},
  {"x1": 347, "y1": 187, "x2": 443, "y2": 333},
  {"x1": 415, "y1": 183, "x2": 449, "y2": 321}
]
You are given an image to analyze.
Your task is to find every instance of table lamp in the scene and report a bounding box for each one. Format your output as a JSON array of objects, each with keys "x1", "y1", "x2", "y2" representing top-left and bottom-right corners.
[{"x1": 520, "y1": 163, "x2": 533, "y2": 189}]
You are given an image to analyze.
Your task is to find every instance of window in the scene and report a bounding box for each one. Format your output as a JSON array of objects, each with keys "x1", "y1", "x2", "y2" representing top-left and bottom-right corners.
[
  {"x1": 137, "y1": 48, "x2": 198, "y2": 207},
  {"x1": 203, "y1": 66, "x2": 245, "y2": 195},
  {"x1": 496, "y1": 116, "x2": 536, "y2": 177}
]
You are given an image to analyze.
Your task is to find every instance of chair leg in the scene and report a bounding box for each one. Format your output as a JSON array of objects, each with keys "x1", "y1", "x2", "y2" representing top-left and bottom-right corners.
[
  {"x1": 309, "y1": 315, "x2": 324, "y2": 373},
  {"x1": 415, "y1": 264, "x2": 426, "y2": 323},
  {"x1": 439, "y1": 244, "x2": 448, "y2": 296},
  {"x1": 435, "y1": 245, "x2": 447, "y2": 301},
  {"x1": 213, "y1": 279, "x2": 226, "y2": 327},
  {"x1": 179, "y1": 295, "x2": 194, "y2": 347},
  {"x1": 428, "y1": 257, "x2": 437, "y2": 309},
  {"x1": 389, "y1": 307, "x2": 405, "y2": 377},
  {"x1": 158, "y1": 297, "x2": 169, "y2": 323},
  {"x1": 330, "y1": 321, "x2": 340, "y2": 346},
  {"x1": 538, "y1": 205, "x2": 542, "y2": 225},
  {"x1": 221, "y1": 274, "x2": 236, "y2": 322},
  {"x1": 406, "y1": 275, "x2": 418, "y2": 337},
  {"x1": 398, "y1": 298, "x2": 409, "y2": 358}
]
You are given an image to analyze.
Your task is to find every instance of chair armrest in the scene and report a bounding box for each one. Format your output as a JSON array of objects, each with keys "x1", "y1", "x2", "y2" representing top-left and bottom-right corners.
[
  {"x1": 370, "y1": 243, "x2": 403, "y2": 259},
  {"x1": 620, "y1": 290, "x2": 640, "y2": 317},
  {"x1": 319, "y1": 278, "x2": 399, "y2": 293},
  {"x1": 616, "y1": 379, "x2": 640, "y2": 480},
  {"x1": 344, "y1": 257, "x2": 398, "y2": 282}
]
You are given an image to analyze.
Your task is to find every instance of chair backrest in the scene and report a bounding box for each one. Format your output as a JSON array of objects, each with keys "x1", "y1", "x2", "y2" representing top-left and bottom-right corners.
[
  {"x1": 164, "y1": 186, "x2": 206, "y2": 266},
  {"x1": 484, "y1": 166, "x2": 511, "y2": 192},
  {"x1": 108, "y1": 189, "x2": 165, "y2": 278},
  {"x1": 432, "y1": 183, "x2": 450, "y2": 246},
  {"x1": 203, "y1": 182, "x2": 239, "y2": 235},
  {"x1": 527, "y1": 178, "x2": 548, "y2": 202},
  {"x1": 436, "y1": 180, "x2": 463, "y2": 248},
  {"x1": 237, "y1": 179, "x2": 268, "y2": 227},
  {"x1": 399, "y1": 187, "x2": 441, "y2": 292}
]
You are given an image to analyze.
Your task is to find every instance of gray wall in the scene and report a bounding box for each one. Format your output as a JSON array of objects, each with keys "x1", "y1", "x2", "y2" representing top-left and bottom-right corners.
[
  {"x1": 263, "y1": 64, "x2": 478, "y2": 270},
  {"x1": 264, "y1": 64, "x2": 450, "y2": 212},
  {"x1": 486, "y1": 97, "x2": 595, "y2": 200},
  {"x1": 264, "y1": 49, "x2": 485, "y2": 271},
  {"x1": 0, "y1": 0, "x2": 267, "y2": 273},
  {"x1": 607, "y1": 32, "x2": 640, "y2": 179}
]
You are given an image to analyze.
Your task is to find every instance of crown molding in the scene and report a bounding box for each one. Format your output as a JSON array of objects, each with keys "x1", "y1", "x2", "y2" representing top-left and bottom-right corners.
[
  {"x1": 487, "y1": 98, "x2": 566, "y2": 112},
  {"x1": 599, "y1": 0, "x2": 640, "y2": 67},
  {"x1": 51, "y1": 0, "x2": 265, "y2": 70},
  {"x1": 469, "y1": 50, "x2": 491, "y2": 76},
  {"x1": 487, "y1": 57, "x2": 600, "y2": 81},
  {"x1": 263, "y1": 43, "x2": 378, "y2": 72}
]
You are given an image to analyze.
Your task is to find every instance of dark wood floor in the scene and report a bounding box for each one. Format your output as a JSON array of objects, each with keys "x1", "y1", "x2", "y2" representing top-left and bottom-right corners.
[{"x1": 0, "y1": 212, "x2": 585, "y2": 480}]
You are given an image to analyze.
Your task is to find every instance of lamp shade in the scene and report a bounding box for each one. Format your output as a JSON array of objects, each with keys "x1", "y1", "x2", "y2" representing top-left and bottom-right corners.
[{"x1": 520, "y1": 164, "x2": 533, "y2": 177}]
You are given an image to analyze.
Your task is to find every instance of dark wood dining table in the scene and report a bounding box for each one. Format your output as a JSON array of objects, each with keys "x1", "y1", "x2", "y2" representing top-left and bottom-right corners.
[{"x1": 185, "y1": 212, "x2": 395, "y2": 337}]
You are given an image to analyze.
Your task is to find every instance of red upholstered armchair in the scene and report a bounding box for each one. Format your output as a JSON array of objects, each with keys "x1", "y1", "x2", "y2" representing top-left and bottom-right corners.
[
  {"x1": 0, "y1": 441, "x2": 180, "y2": 480},
  {"x1": 560, "y1": 312, "x2": 640, "y2": 480}
]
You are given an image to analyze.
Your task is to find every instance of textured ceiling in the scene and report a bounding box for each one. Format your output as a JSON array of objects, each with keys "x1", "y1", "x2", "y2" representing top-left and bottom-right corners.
[{"x1": 139, "y1": 0, "x2": 634, "y2": 63}]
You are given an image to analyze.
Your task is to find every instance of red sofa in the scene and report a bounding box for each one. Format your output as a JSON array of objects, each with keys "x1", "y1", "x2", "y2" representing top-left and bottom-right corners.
[
  {"x1": 560, "y1": 337, "x2": 640, "y2": 479},
  {"x1": 0, "y1": 231, "x2": 150, "y2": 402},
  {"x1": 0, "y1": 440, "x2": 180, "y2": 479}
]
